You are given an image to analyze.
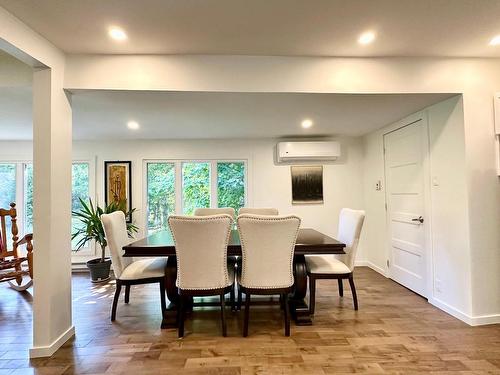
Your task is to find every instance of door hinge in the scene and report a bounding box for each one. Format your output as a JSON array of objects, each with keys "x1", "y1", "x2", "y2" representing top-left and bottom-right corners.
[
  {"x1": 385, "y1": 202, "x2": 387, "y2": 211},
  {"x1": 386, "y1": 259, "x2": 390, "y2": 268}
]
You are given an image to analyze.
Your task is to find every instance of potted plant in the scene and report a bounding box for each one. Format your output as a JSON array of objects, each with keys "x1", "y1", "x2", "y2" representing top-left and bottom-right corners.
[{"x1": 72, "y1": 198, "x2": 138, "y2": 283}]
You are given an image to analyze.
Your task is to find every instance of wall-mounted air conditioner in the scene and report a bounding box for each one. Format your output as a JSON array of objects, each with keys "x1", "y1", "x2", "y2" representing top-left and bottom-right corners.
[{"x1": 277, "y1": 141, "x2": 341, "y2": 163}]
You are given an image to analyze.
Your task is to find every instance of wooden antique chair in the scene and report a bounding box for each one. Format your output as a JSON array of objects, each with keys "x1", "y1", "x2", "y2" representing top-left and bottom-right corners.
[{"x1": 0, "y1": 203, "x2": 34, "y2": 291}]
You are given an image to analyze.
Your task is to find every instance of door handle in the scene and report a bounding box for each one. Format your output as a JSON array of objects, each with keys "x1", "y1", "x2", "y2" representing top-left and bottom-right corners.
[{"x1": 412, "y1": 216, "x2": 424, "y2": 224}]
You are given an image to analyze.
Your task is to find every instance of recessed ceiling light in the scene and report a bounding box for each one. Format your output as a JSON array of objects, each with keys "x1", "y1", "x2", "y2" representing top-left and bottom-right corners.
[
  {"x1": 108, "y1": 26, "x2": 127, "y2": 41},
  {"x1": 127, "y1": 121, "x2": 139, "y2": 130},
  {"x1": 301, "y1": 119, "x2": 313, "y2": 129},
  {"x1": 358, "y1": 31, "x2": 376, "y2": 45},
  {"x1": 489, "y1": 35, "x2": 500, "y2": 46}
]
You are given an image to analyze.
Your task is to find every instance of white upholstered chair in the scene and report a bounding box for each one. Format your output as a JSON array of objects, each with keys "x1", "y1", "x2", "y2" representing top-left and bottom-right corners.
[
  {"x1": 194, "y1": 207, "x2": 237, "y2": 306},
  {"x1": 168, "y1": 214, "x2": 234, "y2": 337},
  {"x1": 101, "y1": 211, "x2": 168, "y2": 322},
  {"x1": 237, "y1": 214, "x2": 301, "y2": 337},
  {"x1": 305, "y1": 208, "x2": 365, "y2": 313},
  {"x1": 238, "y1": 207, "x2": 279, "y2": 216},
  {"x1": 194, "y1": 207, "x2": 236, "y2": 220}
]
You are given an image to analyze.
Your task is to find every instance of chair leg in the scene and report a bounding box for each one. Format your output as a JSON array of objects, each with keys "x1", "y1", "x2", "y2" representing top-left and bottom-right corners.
[
  {"x1": 111, "y1": 281, "x2": 122, "y2": 322},
  {"x1": 237, "y1": 284, "x2": 243, "y2": 311},
  {"x1": 178, "y1": 296, "x2": 185, "y2": 338},
  {"x1": 124, "y1": 285, "x2": 131, "y2": 303},
  {"x1": 159, "y1": 279, "x2": 167, "y2": 320},
  {"x1": 309, "y1": 276, "x2": 316, "y2": 316},
  {"x1": 230, "y1": 284, "x2": 236, "y2": 312},
  {"x1": 220, "y1": 293, "x2": 227, "y2": 337},
  {"x1": 243, "y1": 292, "x2": 251, "y2": 337},
  {"x1": 283, "y1": 293, "x2": 290, "y2": 337},
  {"x1": 338, "y1": 279, "x2": 343, "y2": 297},
  {"x1": 348, "y1": 275, "x2": 358, "y2": 311}
]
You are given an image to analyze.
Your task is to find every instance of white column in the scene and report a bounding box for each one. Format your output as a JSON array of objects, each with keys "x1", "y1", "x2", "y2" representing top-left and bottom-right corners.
[{"x1": 30, "y1": 67, "x2": 74, "y2": 358}]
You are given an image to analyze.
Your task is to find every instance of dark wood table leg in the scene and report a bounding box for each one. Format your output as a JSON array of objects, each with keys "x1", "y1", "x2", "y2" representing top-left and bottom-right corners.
[
  {"x1": 161, "y1": 256, "x2": 180, "y2": 329},
  {"x1": 289, "y1": 254, "x2": 312, "y2": 325}
]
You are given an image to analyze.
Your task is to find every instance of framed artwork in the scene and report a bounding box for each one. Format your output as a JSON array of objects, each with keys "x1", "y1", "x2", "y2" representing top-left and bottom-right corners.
[
  {"x1": 104, "y1": 161, "x2": 132, "y2": 222},
  {"x1": 291, "y1": 165, "x2": 324, "y2": 204}
]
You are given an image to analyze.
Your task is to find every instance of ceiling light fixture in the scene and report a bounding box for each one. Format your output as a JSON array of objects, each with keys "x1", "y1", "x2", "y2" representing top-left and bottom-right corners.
[
  {"x1": 489, "y1": 34, "x2": 500, "y2": 46},
  {"x1": 358, "y1": 31, "x2": 376, "y2": 45},
  {"x1": 127, "y1": 121, "x2": 140, "y2": 130},
  {"x1": 301, "y1": 119, "x2": 314, "y2": 129},
  {"x1": 108, "y1": 26, "x2": 127, "y2": 41}
]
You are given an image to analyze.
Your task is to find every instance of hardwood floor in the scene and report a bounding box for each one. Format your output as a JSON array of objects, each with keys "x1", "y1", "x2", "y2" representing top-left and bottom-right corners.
[{"x1": 1, "y1": 267, "x2": 500, "y2": 374}]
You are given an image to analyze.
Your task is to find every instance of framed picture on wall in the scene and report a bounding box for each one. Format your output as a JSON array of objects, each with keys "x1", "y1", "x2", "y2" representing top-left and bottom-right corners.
[
  {"x1": 104, "y1": 161, "x2": 132, "y2": 222},
  {"x1": 291, "y1": 165, "x2": 324, "y2": 204}
]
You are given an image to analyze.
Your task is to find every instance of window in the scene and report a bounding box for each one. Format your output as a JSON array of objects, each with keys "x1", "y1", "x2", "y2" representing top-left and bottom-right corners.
[
  {"x1": 0, "y1": 164, "x2": 17, "y2": 243},
  {"x1": 217, "y1": 162, "x2": 245, "y2": 211},
  {"x1": 24, "y1": 164, "x2": 33, "y2": 234},
  {"x1": 0, "y1": 161, "x2": 92, "y2": 251},
  {"x1": 146, "y1": 162, "x2": 175, "y2": 234},
  {"x1": 71, "y1": 163, "x2": 90, "y2": 249},
  {"x1": 145, "y1": 160, "x2": 247, "y2": 233},
  {"x1": 182, "y1": 162, "x2": 210, "y2": 215}
]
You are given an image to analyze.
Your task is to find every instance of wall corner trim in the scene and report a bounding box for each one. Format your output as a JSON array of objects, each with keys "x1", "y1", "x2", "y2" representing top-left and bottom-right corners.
[
  {"x1": 355, "y1": 260, "x2": 388, "y2": 277},
  {"x1": 29, "y1": 326, "x2": 75, "y2": 358}
]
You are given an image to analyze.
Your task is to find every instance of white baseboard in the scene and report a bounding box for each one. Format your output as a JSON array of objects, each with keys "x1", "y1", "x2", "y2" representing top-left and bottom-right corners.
[
  {"x1": 356, "y1": 262, "x2": 500, "y2": 327},
  {"x1": 29, "y1": 325, "x2": 75, "y2": 358},
  {"x1": 355, "y1": 260, "x2": 388, "y2": 277}
]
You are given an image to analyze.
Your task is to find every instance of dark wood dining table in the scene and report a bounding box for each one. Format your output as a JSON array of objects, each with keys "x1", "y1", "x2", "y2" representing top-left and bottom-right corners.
[{"x1": 123, "y1": 228, "x2": 345, "y2": 328}]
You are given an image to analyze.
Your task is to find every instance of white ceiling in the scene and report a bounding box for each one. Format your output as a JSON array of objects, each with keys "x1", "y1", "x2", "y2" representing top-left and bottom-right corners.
[
  {"x1": 0, "y1": 0, "x2": 499, "y2": 57},
  {"x1": 0, "y1": 88, "x2": 454, "y2": 140}
]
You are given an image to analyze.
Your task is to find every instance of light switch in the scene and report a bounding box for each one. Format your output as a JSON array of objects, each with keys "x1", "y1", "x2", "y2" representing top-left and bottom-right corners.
[{"x1": 375, "y1": 180, "x2": 382, "y2": 191}]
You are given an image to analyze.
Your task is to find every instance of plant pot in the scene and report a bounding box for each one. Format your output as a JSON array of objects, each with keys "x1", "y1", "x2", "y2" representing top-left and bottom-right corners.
[{"x1": 86, "y1": 258, "x2": 112, "y2": 283}]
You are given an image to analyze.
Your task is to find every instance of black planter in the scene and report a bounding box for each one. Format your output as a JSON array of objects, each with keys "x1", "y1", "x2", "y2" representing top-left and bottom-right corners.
[{"x1": 86, "y1": 258, "x2": 112, "y2": 283}]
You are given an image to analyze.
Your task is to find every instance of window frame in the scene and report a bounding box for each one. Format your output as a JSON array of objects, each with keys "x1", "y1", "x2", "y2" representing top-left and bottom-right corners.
[{"x1": 143, "y1": 159, "x2": 248, "y2": 236}]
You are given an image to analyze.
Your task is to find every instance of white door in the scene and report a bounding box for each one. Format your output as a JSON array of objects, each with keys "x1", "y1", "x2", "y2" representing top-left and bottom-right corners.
[{"x1": 384, "y1": 119, "x2": 429, "y2": 297}]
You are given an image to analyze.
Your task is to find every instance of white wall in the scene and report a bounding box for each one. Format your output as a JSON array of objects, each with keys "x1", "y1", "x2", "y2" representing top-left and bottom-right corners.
[
  {"x1": 362, "y1": 96, "x2": 475, "y2": 322},
  {"x1": 1, "y1": 6, "x2": 74, "y2": 357},
  {"x1": 0, "y1": 136, "x2": 366, "y2": 257},
  {"x1": 64, "y1": 55, "x2": 500, "y2": 323}
]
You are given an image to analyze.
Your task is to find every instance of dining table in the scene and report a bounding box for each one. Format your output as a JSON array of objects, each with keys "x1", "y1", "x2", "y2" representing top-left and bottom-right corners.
[{"x1": 123, "y1": 228, "x2": 345, "y2": 328}]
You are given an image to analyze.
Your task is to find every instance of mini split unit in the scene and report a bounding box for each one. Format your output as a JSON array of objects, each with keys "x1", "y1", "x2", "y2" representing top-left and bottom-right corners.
[{"x1": 276, "y1": 141, "x2": 341, "y2": 162}]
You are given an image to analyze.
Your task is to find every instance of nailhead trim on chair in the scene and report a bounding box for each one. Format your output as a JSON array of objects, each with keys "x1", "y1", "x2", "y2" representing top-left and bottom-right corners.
[
  {"x1": 237, "y1": 214, "x2": 301, "y2": 289},
  {"x1": 168, "y1": 214, "x2": 233, "y2": 291}
]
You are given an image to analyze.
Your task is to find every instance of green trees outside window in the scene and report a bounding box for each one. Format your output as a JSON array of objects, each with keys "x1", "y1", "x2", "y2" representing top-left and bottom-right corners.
[
  {"x1": 71, "y1": 163, "x2": 90, "y2": 248},
  {"x1": 147, "y1": 162, "x2": 175, "y2": 234},
  {"x1": 217, "y1": 162, "x2": 245, "y2": 211},
  {"x1": 0, "y1": 164, "x2": 16, "y2": 241},
  {"x1": 146, "y1": 160, "x2": 246, "y2": 233},
  {"x1": 24, "y1": 163, "x2": 89, "y2": 248},
  {"x1": 182, "y1": 162, "x2": 210, "y2": 215},
  {"x1": 24, "y1": 164, "x2": 33, "y2": 234}
]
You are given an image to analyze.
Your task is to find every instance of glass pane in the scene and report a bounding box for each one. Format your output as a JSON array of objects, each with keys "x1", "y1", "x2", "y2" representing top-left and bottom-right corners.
[
  {"x1": 24, "y1": 164, "x2": 33, "y2": 234},
  {"x1": 182, "y1": 162, "x2": 210, "y2": 215},
  {"x1": 217, "y1": 162, "x2": 245, "y2": 211},
  {"x1": 147, "y1": 162, "x2": 175, "y2": 234},
  {"x1": 72, "y1": 163, "x2": 90, "y2": 249},
  {"x1": 0, "y1": 164, "x2": 17, "y2": 246}
]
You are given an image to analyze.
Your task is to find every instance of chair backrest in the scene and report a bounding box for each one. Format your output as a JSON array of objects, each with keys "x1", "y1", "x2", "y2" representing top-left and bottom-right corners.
[
  {"x1": 0, "y1": 203, "x2": 18, "y2": 257},
  {"x1": 238, "y1": 207, "x2": 279, "y2": 216},
  {"x1": 101, "y1": 211, "x2": 133, "y2": 279},
  {"x1": 237, "y1": 214, "x2": 301, "y2": 289},
  {"x1": 168, "y1": 214, "x2": 232, "y2": 290},
  {"x1": 335, "y1": 208, "x2": 365, "y2": 271},
  {"x1": 194, "y1": 207, "x2": 235, "y2": 221}
]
